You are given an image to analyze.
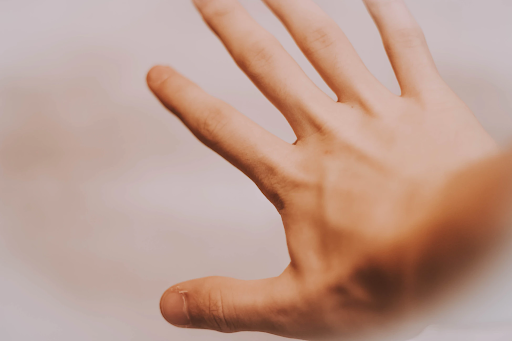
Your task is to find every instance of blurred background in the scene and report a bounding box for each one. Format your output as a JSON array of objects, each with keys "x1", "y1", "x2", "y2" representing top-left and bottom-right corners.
[{"x1": 1, "y1": 1, "x2": 512, "y2": 340}]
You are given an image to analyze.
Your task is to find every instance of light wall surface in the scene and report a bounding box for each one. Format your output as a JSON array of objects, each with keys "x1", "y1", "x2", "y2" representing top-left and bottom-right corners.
[{"x1": 1, "y1": 1, "x2": 512, "y2": 340}]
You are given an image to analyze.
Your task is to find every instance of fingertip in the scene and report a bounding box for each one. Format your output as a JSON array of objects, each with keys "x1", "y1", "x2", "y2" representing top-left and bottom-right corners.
[
  {"x1": 160, "y1": 288, "x2": 191, "y2": 327},
  {"x1": 147, "y1": 65, "x2": 174, "y2": 89}
]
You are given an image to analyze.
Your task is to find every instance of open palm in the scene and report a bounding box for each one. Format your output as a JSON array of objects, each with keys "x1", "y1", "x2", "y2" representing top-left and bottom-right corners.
[{"x1": 147, "y1": 0, "x2": 505, "y2": 339}]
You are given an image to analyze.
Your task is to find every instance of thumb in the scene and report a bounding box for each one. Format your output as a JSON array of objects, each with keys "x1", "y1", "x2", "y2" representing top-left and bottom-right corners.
[{"x1": 160, "y1": 275, "x2": 294, "y2": 333}]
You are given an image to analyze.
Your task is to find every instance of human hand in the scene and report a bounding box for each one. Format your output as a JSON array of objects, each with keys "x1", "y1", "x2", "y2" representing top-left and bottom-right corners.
[{"x1": 147, "y1": 0, "x2": 509, "y2": 339}]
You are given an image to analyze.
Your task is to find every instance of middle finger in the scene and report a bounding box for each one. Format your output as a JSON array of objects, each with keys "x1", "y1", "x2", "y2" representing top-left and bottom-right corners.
[{"x1": 193, "y1": 0, "x2": 335, "y2": 138}]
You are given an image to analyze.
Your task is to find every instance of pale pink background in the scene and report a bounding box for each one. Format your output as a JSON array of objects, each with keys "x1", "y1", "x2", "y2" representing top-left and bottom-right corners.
[{"x1": 1, "y1": 1, "x2": 512, "y2": 340}]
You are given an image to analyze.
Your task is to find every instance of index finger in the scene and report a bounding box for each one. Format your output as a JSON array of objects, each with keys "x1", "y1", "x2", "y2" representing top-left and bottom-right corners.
[{"x1": 147, "y1": 65, "x2": 293, "y2": 193}]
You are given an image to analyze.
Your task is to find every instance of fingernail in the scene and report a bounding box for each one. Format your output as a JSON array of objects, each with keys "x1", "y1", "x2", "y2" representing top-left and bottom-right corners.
[{"x1": 160, "y1": 291, "x2": 191, "y2": 327}]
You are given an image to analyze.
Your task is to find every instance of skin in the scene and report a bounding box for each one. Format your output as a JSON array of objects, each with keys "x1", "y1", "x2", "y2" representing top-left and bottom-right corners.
[{"x1": 146, "y1": 0, "x2": 512, "y2": 339}]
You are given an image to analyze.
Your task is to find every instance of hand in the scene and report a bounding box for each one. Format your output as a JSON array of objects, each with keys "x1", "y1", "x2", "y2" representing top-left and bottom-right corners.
[{"x1": 147, "y1": 0, "x2": 509, "y2": 339}]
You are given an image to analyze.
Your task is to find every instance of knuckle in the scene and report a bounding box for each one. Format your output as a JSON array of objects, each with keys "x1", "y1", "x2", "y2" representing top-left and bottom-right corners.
[
  {"x1": 199, "y1": 109, "x2": 228, "y2": 146},
  {"x1": 206, "y1": 288, "x2": 234, "y2": 332},
  {"x1": 235, "y1": 37, "x2": 277, "y2": 71},
  {"x1": 302, "y1": 25, "x2": 338, "y2": 55},
  {"x1": 197, "y1": 0, "x2": 236, "y2": 23},
  {"x1": 390, "y1": 27, "x2": 426, "y2": 49}
]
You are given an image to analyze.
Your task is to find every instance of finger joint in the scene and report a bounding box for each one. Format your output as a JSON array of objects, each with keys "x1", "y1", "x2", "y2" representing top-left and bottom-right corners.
[
  {"x1": 207, "y1": 289, "x2": 235, "y2": 332},
  {"x1": 302, "y1": 25, "x2": 338, "y2": 56},
  {"x1": 198, "y1": 109, "x2": 229, "y2": 147}
]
